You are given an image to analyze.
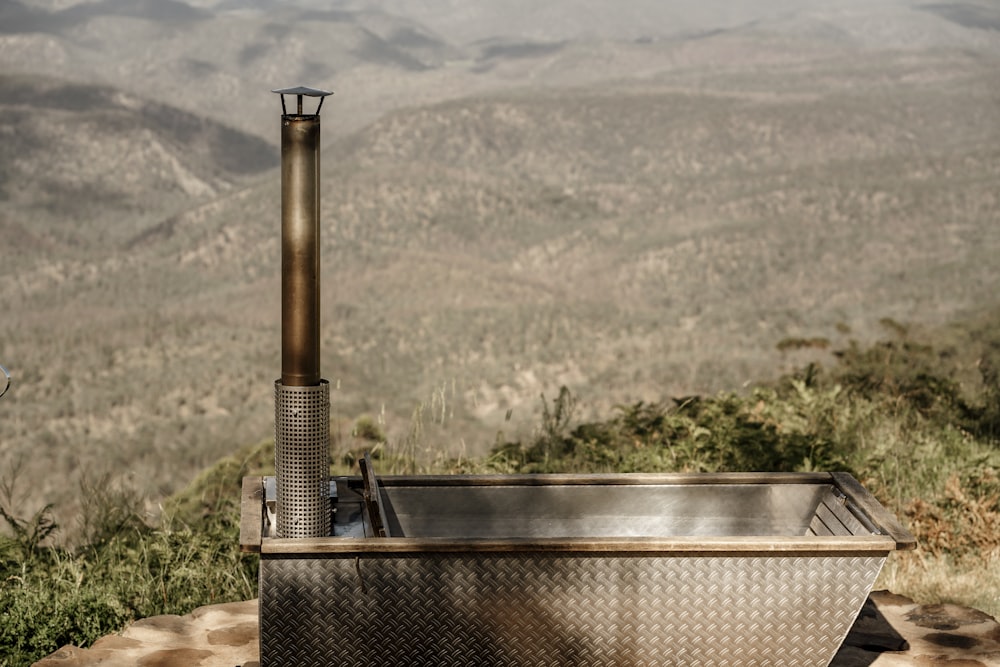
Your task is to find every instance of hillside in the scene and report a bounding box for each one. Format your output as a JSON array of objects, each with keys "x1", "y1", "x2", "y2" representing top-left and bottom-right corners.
[
  {"x1": 0, "y1": 74, "x2": 275, "y2": 263},
  {"x1": 1, "y1": 0, "x2": 999, "y2": 525},
  {"x1": 5, "y1": 0, "x2": 1000, "y2": 141},
  {"x1": 0, "y1": 0, "x2": 464, "y2": 139}
]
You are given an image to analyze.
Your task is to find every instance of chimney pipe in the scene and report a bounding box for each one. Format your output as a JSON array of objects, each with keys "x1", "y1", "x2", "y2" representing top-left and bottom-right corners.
[{"x1": 272, "y1": 86, "x2": 332, "y2": 538}]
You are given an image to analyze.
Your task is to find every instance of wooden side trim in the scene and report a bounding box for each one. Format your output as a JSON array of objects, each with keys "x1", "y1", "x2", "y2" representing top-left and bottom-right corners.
[
  {"x1": 808, "y1": 513, "x2": 835, "y2": 536},
  {"x1": 240, "y1": 476, "x2": 265, "y2": 554},
  {"x1": 350, "y1": 472, "x2": 835, "y2": 488},
  {"x1": 813, "y1": 501, "x2": 852, "y2": 536},
  {"x1": 260, "y1": 534, "x2": 895, "y2": 555},
  {"x1": 823, "y1": 491, "x2": 867, "y2": 535},
  {"x1": 831, "y1": 472, "x2": 917, "y2": 550},
  {"x1": 808, "y1": 487, "x2": 869, "y2": 538}
]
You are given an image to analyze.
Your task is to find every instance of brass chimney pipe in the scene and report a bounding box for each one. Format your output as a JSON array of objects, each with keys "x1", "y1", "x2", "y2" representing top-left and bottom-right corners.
[
  {"x1": 275, "y1": 86, "x2": 330, "y2": 386},
  {"x1": 271, "y1": 86, "x2": 332, "y2": 538}
]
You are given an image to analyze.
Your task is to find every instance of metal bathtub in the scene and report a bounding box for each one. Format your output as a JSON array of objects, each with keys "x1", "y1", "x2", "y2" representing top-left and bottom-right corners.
[{"x1": 240, "y1": 471, "x2": 915, "y2": 666}]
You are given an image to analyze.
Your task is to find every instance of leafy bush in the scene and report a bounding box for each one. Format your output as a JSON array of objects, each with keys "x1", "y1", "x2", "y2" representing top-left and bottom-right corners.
[
  {"x1": 904, "y1": 467, "x2": 1000, "y2": 558},
  {"x1": 488, "y1": 379, "x2": 859, "y2": 475}
]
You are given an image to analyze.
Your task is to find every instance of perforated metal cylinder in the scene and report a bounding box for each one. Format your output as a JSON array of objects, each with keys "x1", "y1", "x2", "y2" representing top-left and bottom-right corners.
[{"x1": 274, "y1": 380, "x2": 330, "y2": 537}]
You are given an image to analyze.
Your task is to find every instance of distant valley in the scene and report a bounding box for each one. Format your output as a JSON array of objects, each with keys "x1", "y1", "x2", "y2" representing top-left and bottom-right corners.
[{"x1": 0, "y1": 0, "x2": 998, "y2": 524}]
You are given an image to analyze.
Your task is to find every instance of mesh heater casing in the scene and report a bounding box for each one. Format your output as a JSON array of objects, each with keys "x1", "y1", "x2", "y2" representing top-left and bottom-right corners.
[{"x1": 274, "y1": 380, "x2": 330, "y2": 538}]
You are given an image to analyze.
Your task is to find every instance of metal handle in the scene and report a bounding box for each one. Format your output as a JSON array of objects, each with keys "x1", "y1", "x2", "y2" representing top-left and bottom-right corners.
[
  {"x1": 0, "y1": 363, "x2": 9, "y2": 399},
  {"x1": 359, "y1": 452, "x2": 389, "y2": 538}
]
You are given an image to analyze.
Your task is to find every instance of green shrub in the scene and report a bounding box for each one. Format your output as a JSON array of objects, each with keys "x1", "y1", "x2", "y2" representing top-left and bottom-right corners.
[
  {"x1": 487, "y1": 380, "x2": 858, "y2": 476},
  {"x1": 0, "y1": 570, "x2": 130, "y2": 666},
  {"x1": 0, "y1": 475, "x2": 256, "y2": 666}
]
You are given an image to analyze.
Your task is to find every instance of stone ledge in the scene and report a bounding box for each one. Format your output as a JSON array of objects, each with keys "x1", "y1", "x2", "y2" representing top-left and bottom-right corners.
[
  {"x1": 34, "y1": 600, "x2": 260, "y2": 667},
  {"x1": 833, "y1": 591, "x2": 1000, "y2": 666}
]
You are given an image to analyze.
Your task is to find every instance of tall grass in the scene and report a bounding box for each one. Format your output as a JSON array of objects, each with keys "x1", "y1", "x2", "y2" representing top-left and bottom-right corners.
[{"x1": 0, "y1": 463, "x2": 258, "y2": 666}]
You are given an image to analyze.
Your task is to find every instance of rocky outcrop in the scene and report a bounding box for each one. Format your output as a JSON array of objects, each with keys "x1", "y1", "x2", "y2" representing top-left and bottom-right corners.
[
  {"x1": 35, "y1": 591, "x2": 1000, "y2": 666},
  {"x1": 33, "y1": 600, "x2": 259, "y2": 667},
  {"x1": 836, "y1": 591, "x2": 1000, "y2": 666}
]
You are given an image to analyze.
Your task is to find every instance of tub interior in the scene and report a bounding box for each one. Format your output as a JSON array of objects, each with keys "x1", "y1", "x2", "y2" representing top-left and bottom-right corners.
[{"x1": 320, "y1": 480, "x2": 873, "y2": 539}]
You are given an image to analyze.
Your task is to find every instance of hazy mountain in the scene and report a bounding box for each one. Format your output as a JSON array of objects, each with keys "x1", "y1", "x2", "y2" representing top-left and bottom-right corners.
[
  {"x1": 0, "y1": 74, "x2": 276, "y2": 264},
  {"x1": 0, "y1": 0, "x2": 466, "y2": 139},
  {"x1": 356, "y1": 0, "x2": 806, "y2": 42},
  {"x1": 919, "y1": 2, "x2": 1000, "y2": 30},
  {"x1": 0, "y1": 0, "x2": 212, "y2": 32},
  {"x1": 4, "y1": 0, "x2": 998, "y2": 142},
  {"x1": 0, "y1": 0, "x2": 998, "y2": 524}
]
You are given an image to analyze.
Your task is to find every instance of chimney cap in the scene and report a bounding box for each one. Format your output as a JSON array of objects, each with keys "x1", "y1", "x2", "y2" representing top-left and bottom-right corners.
[
  {"x1": 272, "y1": 86, "x2": 333, "y2": 117},
  {"x1": 272, "y1": 86, "x2": 333, "y2": 97}
]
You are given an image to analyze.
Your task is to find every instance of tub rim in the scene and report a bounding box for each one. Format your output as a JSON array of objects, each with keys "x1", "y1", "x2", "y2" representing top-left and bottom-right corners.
[{"x1": 240, "y1": 471, "x2": 916, "y2": 554}]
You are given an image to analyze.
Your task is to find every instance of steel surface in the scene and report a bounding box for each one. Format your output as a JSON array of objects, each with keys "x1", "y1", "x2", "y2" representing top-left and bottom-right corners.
[
  {"x1": 248, "y1": 474, "x2": 912, "y2": 663},
  {"x1": 280, "y1": 113, "x2": 321, "y2": 387},
  {"x1": 378, "y1": 483, "x2": 832, "y2": 538},
  {"x1": 274, "y1": 381, "x2": 330, "y2": 537},
  {"x1": 260, "y1": 551, "x2": 885, "y2": 666}
]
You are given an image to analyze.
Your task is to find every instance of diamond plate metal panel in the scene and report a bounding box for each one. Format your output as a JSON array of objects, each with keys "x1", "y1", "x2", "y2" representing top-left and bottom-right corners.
[{"x1": 260, "y1": 552, "x2": 885, "y2": 666}]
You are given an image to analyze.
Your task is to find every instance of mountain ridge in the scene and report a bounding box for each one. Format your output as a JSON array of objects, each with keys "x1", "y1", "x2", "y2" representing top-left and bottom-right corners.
[{"x1": 0, "y1": 73, "x2": 276, "y2": 262}]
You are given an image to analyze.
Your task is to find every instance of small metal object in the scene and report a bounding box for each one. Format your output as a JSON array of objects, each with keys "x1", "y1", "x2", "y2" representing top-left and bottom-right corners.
[
  {"x1": 0, "y1": 363, "x2": 9, "y2": 399},
  {"x1": 272, "y1": 86, "x2": 332, "y2": 117}
]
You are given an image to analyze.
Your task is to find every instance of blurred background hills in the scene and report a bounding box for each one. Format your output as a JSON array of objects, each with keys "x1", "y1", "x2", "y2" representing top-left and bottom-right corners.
[{"x1": 0, "y1": 0, "x2": 998, "y2": 520}]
